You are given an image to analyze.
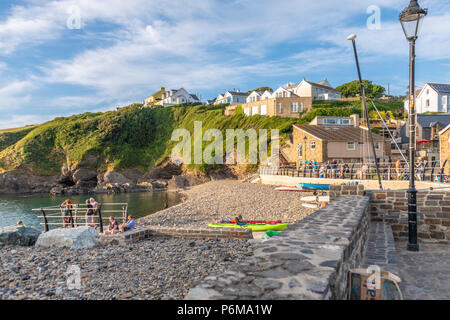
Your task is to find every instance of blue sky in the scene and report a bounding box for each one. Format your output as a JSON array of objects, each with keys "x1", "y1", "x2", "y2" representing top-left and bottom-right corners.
[{"x1": 0, "y1": 0, "x2": 449, "y2": 129}]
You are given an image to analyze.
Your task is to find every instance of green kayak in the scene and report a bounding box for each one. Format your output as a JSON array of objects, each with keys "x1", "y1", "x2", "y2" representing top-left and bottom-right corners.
[{"x1": 208, "y1": 223, "x2": 289, "y2": 232}]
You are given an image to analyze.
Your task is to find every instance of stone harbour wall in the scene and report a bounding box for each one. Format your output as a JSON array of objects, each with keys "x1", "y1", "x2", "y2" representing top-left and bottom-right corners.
[
  {"x1": 103, "y1": 226, "x2": 253, "y2": 245},
  {"x1": 185, "y1": 196, "x2": 370, "y2": 300},
  {"x1": 367, "y1": 190, "x2": 450, "y2": 244}
]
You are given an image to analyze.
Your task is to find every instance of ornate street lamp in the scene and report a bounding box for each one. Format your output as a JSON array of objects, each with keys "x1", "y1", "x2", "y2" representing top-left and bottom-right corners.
[{"x1": 400, "y1": 0, "x2": 427, "y2": 252}]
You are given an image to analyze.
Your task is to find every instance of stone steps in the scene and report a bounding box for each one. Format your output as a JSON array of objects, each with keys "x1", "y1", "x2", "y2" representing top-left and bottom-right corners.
[{"x1": 362, "y1": 221, "x2": 399, "y2": 275}]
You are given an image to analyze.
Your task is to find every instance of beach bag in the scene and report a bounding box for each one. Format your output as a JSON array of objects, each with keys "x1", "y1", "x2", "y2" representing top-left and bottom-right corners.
[{"x1": 349, "y1": 268, "x2": 403, "y2": 300}]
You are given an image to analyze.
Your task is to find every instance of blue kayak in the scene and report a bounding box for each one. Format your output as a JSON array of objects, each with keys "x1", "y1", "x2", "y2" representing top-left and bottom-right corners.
[{"x1": 299, "y1": 183, "x2": 330, "y2": 191}]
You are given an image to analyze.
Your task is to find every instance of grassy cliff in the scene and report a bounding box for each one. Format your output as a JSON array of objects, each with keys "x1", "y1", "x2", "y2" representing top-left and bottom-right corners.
[
  {"x1": 0, "y1": 104, "x2": 298, "y2": 176},
  {"x1": 0, "y1": 99, "x2": 405, "y2": 176}
]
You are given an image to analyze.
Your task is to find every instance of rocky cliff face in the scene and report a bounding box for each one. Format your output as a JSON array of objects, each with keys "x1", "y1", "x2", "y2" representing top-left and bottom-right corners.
[
  {"x1": 0, "y1": 157, "x2": 245, "y2": 195},
  {"x1": 0, "y1": 170, "x2": 57, "y2": 194}
]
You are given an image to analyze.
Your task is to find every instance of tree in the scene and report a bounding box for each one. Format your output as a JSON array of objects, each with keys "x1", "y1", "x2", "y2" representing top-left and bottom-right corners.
[
  {"x1": 336, "y1": 80, "x2": 386, "y2": 98},
  {"x1": 247, "y1": 87, "x2": 272, "y2": 93}
]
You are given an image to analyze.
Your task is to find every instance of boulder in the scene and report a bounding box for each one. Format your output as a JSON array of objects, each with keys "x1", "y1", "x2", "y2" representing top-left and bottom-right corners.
[
  {"x1": 72, "y1": 168, "x2": 98, "y2": 183},
  {"x1": 167, "y1": 175, "x2": 188, "y2": 190},
  {"x1": 35, "y1": 226, "x2": 99, "y2": 249},
  {"x1": 102, "y1": 171, "x2": 133, "y2": 185},
  {"x1": 0, "y1": 226, "x2": 42, "y2": 246}
]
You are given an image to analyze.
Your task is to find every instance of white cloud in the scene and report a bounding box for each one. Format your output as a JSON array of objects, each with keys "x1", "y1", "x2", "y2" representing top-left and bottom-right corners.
[
  {"x1": 0, "y1": 81, "x2": 34, "y2": 111},
  {"x1": 0, "y1": 114, "x2": 49, "y2": 130},
  {"x1": 0, "y1": 0, "x2": 448, "y2": 129}
]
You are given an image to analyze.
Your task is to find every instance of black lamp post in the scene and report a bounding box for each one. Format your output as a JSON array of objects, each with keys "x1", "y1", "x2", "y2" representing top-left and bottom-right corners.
[{"x1": 400, "y1": 0, "x2": 427, "y2": 252}]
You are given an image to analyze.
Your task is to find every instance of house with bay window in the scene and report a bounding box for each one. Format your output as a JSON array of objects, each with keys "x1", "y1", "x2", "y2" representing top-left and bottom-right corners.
[
  {"x1": 289, "y1": 124, "x2": 389, "y2": 167},
  {"x1": 404, "y1": 83, "x2": 450, "y2": 114},
  {"x1": 214, "y1": 90, "x2": 249, "y2": 105}
]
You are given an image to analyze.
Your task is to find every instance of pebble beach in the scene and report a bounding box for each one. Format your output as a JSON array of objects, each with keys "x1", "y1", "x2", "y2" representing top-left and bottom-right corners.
[{"x1": 0, "y1": 180, "x2": 317, "y2": 300}]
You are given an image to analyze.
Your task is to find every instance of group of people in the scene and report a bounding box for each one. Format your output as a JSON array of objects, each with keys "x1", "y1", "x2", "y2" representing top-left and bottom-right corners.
[
  {"x1": 297, "y1": 159, "x2": 436, "y2": 181},
  {"x1": 59, "y1": 198, "x2": 136, "y2": 234},
  {"x1": 300, "y1": 160, "x2": 351, "y2": 179}
]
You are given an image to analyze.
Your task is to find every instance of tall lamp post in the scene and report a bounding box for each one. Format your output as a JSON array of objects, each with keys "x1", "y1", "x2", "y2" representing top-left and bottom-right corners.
[{"x1": 399, "y1": 0, "x2": 427, "y2": 252}]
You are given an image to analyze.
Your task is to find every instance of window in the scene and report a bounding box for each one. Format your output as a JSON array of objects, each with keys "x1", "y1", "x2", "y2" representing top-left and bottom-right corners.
[
  {"x1": 376, "y1": 142, "x2": 381, "y2": 150},
  {"x1": 261, "y1": 105, "x2": 267, "y2": 115},
  {"x1": 426, "y1": 99, "x2": 430, "y2": 107},
  {"x1": 291, "y1": 102, "x2": 298, "y2": 113},
  {"x1": 341, "y1": 119, "x2": 350, "y2": 125},
  {"x1": 277, "y1": 102, "x2": 282, "y2": 113},
  {"x1": 443, "y1": 96, "x2": 448, "y2": 106},
  {"x1": 310, "y1": 140, "x2": 316, "y2": 151},
  {"x1": 324, "y1": 118, "x2": 337, "y2": 125},
  {"x1": 299, "y1": 102, "x2": 303, "y2": 112},
  {"x1": 252, "y1": 106, "x2": 259, "y2": 115},
  {"x1": 347, "y1": 142, "x2": 356, "y2": 150},
  {"x1": 244, "y1": 108, "x2": 250, "y2": 116},
  {"x1": 297, "y1": 143, "x2": 303, "y2": 158}
]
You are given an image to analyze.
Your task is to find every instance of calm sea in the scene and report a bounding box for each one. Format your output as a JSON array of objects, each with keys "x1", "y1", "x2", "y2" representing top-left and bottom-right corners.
[{"x1": 0, "y1": 192, "x2": 182, "y2": 230}]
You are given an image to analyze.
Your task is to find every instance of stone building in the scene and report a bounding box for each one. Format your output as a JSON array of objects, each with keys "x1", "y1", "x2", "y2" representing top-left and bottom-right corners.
[
  {"x1": 439, "y1": 124, "x2": 450, "y2": 173},
  {"x1": 225, "y1": 97, "x2": 313, "y2": 118},
  {"x1": 288, "y1": 124, "x2": 390, "y2": 167}
]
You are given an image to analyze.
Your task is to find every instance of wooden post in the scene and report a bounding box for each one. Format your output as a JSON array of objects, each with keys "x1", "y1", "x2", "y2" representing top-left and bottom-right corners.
[
  {"x1": 41, "y1": 209, "x2": 49, "y2": 232},
  {"x1": 98, "y1": 203, "x2": 104, "y2": 233},
  {"x1": 122, "y1": 205, "x2": 126, "y2": 224},
  {"x1": 74, "y1": 204, "x2": 78, "y2": 227}
]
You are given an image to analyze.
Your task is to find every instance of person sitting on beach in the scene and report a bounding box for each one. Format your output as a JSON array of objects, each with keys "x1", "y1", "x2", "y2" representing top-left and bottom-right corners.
[
  {"x1": 104, "y1": 217, "x2": 120, "y2": 234},
  {"x1": 120, "y1": 215, "x2": 136, "y2": 233},
  {"x1": 85, "y1": 199, "x2": 95, "y2": 227}
]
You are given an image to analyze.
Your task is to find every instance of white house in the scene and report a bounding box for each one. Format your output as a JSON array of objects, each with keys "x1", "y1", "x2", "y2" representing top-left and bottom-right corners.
[
  {"x1": 404, "y1": 83, "x2": 450, "y2": 114},
  {"x1": 214, "y1": 90, "x2": 249, "y2": 105},
  {"x1": 246, "y1": 91, "x2": 262, "y2": 103},
  {"x1": 261, "y1": 90, "x2": 273, "y2": 100},
  {"x1": 260, "y1": 78, "x2": 341, "y2": 101},
  {"x1": 288, "y1": 79, "x2": 341, "y2": 101},
  {"x1": 155, "y1": 88, "x2": 200, "y2": 106}
]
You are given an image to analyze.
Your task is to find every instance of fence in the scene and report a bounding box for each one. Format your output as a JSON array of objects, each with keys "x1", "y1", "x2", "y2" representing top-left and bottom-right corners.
[
  {"x1": 260, "y1": 160, "x2": 450, "y2": 183},
  {"x1": 32, "y1": 203, "x2": 128, "y2": 233}
]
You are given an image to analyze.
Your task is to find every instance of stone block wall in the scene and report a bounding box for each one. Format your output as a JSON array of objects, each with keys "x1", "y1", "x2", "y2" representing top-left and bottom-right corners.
[
  {"x1": 367, "y1": 190, "x2": 450, "y2": 244},
  {"x1": 185, "y1": 196, "x2": 370, "y2": 300},
  {"x1": 329, "y1": 184, "x2": 365, "y2": 200},
  {"x1": 103, "y1": 226, "x2": 253, "y2": 245}
]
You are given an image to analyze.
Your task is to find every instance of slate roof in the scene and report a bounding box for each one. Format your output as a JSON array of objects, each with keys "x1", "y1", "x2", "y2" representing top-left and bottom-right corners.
[
  {"x1": 294, "y1": 125, "x2": 384, "y2": 142},
  {"x1": 428, "y1": 83, "x2": 450, "y2": 94},
  {"x1": 416, "y1": 114, "x2": 450, "y2": 128}
]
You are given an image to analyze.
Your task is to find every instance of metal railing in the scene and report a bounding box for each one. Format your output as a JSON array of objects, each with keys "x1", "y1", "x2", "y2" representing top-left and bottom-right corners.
[
  {"x1": 260, "y1": 160, "x2": 450, "y2": 183},
  {"x1": 32, "y1": 203, "x2": 128, "y2": 233}
]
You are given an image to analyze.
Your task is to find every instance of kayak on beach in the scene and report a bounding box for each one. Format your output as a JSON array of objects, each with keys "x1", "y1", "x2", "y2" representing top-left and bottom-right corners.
[
  {"x1": 299, "y1": 183, "x2": 330, "y2": 191},
  {"x1": 219, "y1": 219, "x2": 283, "y2": 225},
  {"x1": 208, "y1": 223, "x2": 289, "y2": 232}
]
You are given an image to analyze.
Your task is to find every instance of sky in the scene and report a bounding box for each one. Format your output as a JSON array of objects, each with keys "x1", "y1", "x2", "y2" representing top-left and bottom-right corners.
[{"x1": 0, "y1": 0, "x2": 449, "y2": 129}]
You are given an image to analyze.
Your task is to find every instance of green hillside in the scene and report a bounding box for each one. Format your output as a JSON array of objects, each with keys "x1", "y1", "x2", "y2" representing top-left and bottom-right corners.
[
  {"x1": 0, "y1": 104, "x2": 298, "y2": 176},
  {"x1": 0, "y1": 99, "x2": 405, "y2": 176}
]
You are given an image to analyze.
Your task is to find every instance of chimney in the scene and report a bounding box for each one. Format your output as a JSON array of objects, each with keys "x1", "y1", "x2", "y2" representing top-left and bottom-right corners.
[{"x1": 350, "y1": 114, "x2": 360, "y2": 127}]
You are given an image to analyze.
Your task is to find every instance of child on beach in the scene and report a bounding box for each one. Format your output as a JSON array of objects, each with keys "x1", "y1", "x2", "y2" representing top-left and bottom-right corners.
[{"x1": 104, "y1": 217, "x2": 120, "y2": 234}]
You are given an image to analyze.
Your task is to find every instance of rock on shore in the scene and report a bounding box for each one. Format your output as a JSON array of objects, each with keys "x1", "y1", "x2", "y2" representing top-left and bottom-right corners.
[
  {"x1": 35, "y1": 227, "x2": 99, "y2": 250},
  {"x1": 0, "y1": 226, "x2": 41, "y2": 246}
]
